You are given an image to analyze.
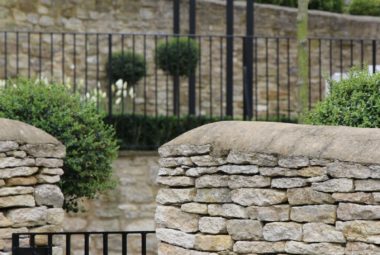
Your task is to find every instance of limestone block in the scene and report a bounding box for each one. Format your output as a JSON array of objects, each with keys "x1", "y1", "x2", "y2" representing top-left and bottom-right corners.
[
  {"x1": 337, "y1": 220, "x2": 380, "y2": 244},
  {"x1": 278, "y1": 156, "x2": 309, "y2": 168},
  {"x1": 0, "y1": 186, "x2": 34, "y2": 196},
  {"x1": 297, "y1": 166, "x2": 327, "y2": 177},
  {"x1": 191, "y1": 155, "x2": 226, "y2": 167},
  {"x1": 263, "y1": 222, "x2": 302, "y2": 241},
  {"x1": 155, "y1": 205, "x2": 199, "y2": 233},
  {"x1": 195, "y1": 188, "x2": 231, "y2": 203},
  {"x1": 158, "y1": 242, "x2": 211, "y2": 255},
  {"x1": 228, "y1": 175, "x2": 270, "y2": 188},
  {"x1": 259, "y1": 167, "x2": 298, "y2": 177},
  {"x1": 36, "y1": 158, "x2": 63, "y2": 168},
  {"x1": 332, "y1": 192, "x2": 374, "y2": 204},
  {"x1": 5, "y1": 176, "x2": 37, "y2": 186},
  {"x1": 0, "y1": 167, "x2": 38, "y2": 178},
  {"x1": 337, "y1": 203, "x2": 380, "y2": 220},
  {"x1": 312, "y1": 178, "x2": 354, "y2": 192},
  {"x1": 0, "y1": 213, "x2": 12, "y2": 227},
  {"x1": 181, "y1": 203, "x2": 208, "y2": 215},
  {"x1": 369, "y1": 165, "x2": 380, "y2": 178},
  {"x1": 21, "y1": 144, "x2": 66, "y2": 158},
  {"x1": 355, "y1": 180, "x2": 380, "y2": 191},
  {"x1": 30, "y1": 225, "x2": 62, "y2": 246},
  {"x1": 285, "y1": 241, "x2": 345, "y2": 255},
  {"x1": 156, "y1": 188, "x2": 195, "y2": 205},
  {"x1": 303, "y1": 223, "x2": 345, "y2": 243},
  {"x1": 0, "y1": 194, "x2": 35, "y2": 208},
  {"x1": 7, "y1": 206, "x2": 48, "y2": 227},
  {"x1": 290, "y1": 205, "x2": 337, "y2": 224},
  {"x1": 159, "y1": 157, "x2": 193, "y2": 168},
  {"x1": 218, "y1": 165, "x2": 259, "y2": 175},
  {"x1": 247, "y1": 205, "x2": 289, "y2": 221},
  {"x1": 47, "y1": 208, "x2": 64, "y2": 225},
  {"x1": 226, "y1": 151, "x2": 277, "y2": 166},
  {"x1": 231, "y1": 188, "x2": 287, "y2": 206},
  {"x1": 157, "y1": 176, "x2": 194, "y2": 187},
  {"x1": 194, "y1": 234, "x2": 233, "y2": 251},
  {"x1": 226, "y1": 220, "x2": 263, "y2": 241},
  {"x1": 34, "y1": 184, "x2": 64, "y2": 208},
  {"x1": 233, "y1": 241, "x2": 285, "y2": 254},
  {"x1": 271, "y1": 178, "x2": 307, "y2": 188},
  {"x1": 373, "y1": 192, "x2": 380, "y2": 202},
  {"x1": 156, "y1": 228, "x2": 195, "y2": 249},
  {"x1": 327, "y1": 162, "x2": 371, "y2": 179},
  {"x1": 185, "y1": 167, "x2": 218, "y2": 177},
  {"x1": 310, "y1": 158, "x2": 331, "y2": 166},
  {"x1": 123, "y1": 184, "x2": 154, "y2": 203},
  {"x1": 196, "y1": 175, "x2": 229, "y2": 188},
  {"x1": 37, "y1": 174, "x2": 60, "y2": 184},
  {"x1": 0, "y1": 141, "x2": 18, "y2": 152},
  {"x1": 158, "y1": 144, "x2": 211, "y2": 157},
  {"x1": 208, "y1": 204, "x2": 247, "y2": 218},
  {"x1": 40, "y1": 168, "x2": 64, "y2": 176},
  {"x1": 63, "y1": 217, "x2": 87, "y2": 231},
  {"x1": 287, "y1": 187, "x2": 334, "y2": 205},
  {"x1": 199, "y1": 217, "x2": 226, "y2": 234},
  {"x1": 345, "y1": 242, "x2": 380, "y2": 255},
  {"x1": 158, "y1": 167, "x2": 185, "y2": 176},
  {"x1": 6, "y1": 151, "x2": 26, "y2": 158},
  {"x1": 0, "y1": 227, "x2": 28, "y2": 239}
]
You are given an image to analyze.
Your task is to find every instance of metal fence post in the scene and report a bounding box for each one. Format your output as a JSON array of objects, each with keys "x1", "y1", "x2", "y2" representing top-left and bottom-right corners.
[
  {"x1": 226, "y1": 0, "x2": 234, "y2": 117},
  {"x1": 188, "y1": 0, "x2": 196, "y2": 115},
  {"x1": 108, "y1": 34, "x2": 113, "y2": 117},
  {"x1": 173, "y1": 0, "x2": 180, "y2": 116},
  {"x1": 373, "y1": 40, "x2": 377, "y2": 74},
  {"x1": 244, "y1": 0, "x2": 254, "y2": 120}
]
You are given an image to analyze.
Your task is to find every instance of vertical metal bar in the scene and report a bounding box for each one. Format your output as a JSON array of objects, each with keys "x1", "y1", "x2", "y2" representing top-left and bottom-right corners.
[
  {"x1": 16, "y1": 32, "x2": 19, "y2": 75},
  {"x1": 84, "y1": 233, "x2": 89, "y2": 255},
  {"x1": 39, "y1": 32, "x2": 42, "y2": 80},
  {"x1": 329, "y1": 39, "x2": 332, "y2": 77},
  {"x1": 308, "y1": 38, "x2": 311, "y2": 110},
  {"x1": 30, "y1": 234, "x2": 35, "y2": 247},
  {"x1": 47, "y1": 234, "x2": 53, "y2": 255},
  {"x1": 154, "y1": 35, "x2": 158, "y2": 117},
  {"x1": 132, "y1": 34, "x2": 136, "y2": 115},
  {"x1": 12, "y1": 233, "x2": 20, "y2": 251},
  {"x1": 122, "y1": 233, "x2": 127, "y2": 255},
  {"x1": 287, "y1": 38, "x2": 290, "y2": 119},
  {"x1": 4, "y1": 32, "x2": 7, "y2": 82},
  {"x1": 165, "y1": 36, "x2": 169, "y2": 116},
  {"x1": 121, "y1": 35, "x2": 125, "y2": 115},
  {"x1": 188, "y1": 0, "x2": 196, "y2": 115},
  {"x1": 28, "y1": 32, "x2": 31, "y2": 78},
  {"x1": 73, "y1": 33, "x2": 77, "y2": 92},
  {"x1": 255, "y1": 37, "x2": 258, "y2": 119},
  {"x1": 276, "y1": 38, "x2": 280, "y2": 120},
  {"x1": 96, "y1": 34, "x2": 100, "y2": 111},
  {"x1": 350, "y1": 39, "x2": 353, "y2": 67},
  {"x1": 220, "y1": 37, "x2": 223, "y2": 119},
  {"x1": 143, "y1": 34, "x2": 147, "y2": 117},
  {"x1": 66, "y1": 234, "x2": 71, "y2": 255},
  {"x1": 173, "y1": 37, "x2": 180, "y2": 117},
  {"x1": 198, "y1": 36, "x2": 202, "y2": 115},
  {"x1": 209, "y1": 36, "x2": 213, "y2": 117},
  {"x1": 319, "y1": 39, "x2": 322, "y2": 101},
  {"x1": 340, "y1": 39, "x2": 343, "y2": 78},
  {"x1": 62, "y1": 33, "x2": 65, "y2": 84},
  {"x1": 51, "y1": 32, "x2": 54, "y2": 80},
  {"x1": 85, "y1": 33, "x2": 88, "y2": 97},
  {"x1": 265, "y1": 37, "x2": 269, "y2": 120},
  {"x1": 373, "y1": 40, "x2": 376, "y2": 74},
  {"x1": 103, "y1": 233, "x2": 108, "y2": 255},
  {"x1": 173, "y1": 0, "x2": 180, "y2": 34},
  {"x1": 226, "y1": 0, "x2": 234, "y2": 117},
  {"x1": 108, "y1": 34, "x2": 113, "y2": 116},
  {"x1": 245, "y1": 0, "x2": 254, "y2": 120},
  {"x1": 361, "y1": 40, "x2": 364, "y2": 69},
  {"x1": 141, "y1": 233, "x2": 147, "y2": 255}
]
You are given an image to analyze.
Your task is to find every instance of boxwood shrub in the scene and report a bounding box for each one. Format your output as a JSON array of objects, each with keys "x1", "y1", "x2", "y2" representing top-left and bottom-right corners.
[
  {"x1": 255, "y1": 0, "x2": 343, "y2": 13},
  {"x1": 349, "y1": 0, "x2": 380, "y2": 16}
]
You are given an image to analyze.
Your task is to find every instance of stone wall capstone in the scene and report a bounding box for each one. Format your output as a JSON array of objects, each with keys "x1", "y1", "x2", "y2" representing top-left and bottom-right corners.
[
  {"x1": 0, "y1": 118, "x2": 65, "y2": 252},
  {"x1": 156, "y1": 121, "x2": 380, "y2": 255}
]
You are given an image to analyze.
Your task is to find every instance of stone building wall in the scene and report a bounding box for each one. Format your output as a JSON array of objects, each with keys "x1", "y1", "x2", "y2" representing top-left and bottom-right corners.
[
  {"x1": 156, "y1": 121, "x2": 380, "y2": 255},
  {"x1": 1, "y1": 1, "x2": 380, "y2": 117},
  {"x1": 0, "y1": 118, "x2": 65, "y2": 252}
]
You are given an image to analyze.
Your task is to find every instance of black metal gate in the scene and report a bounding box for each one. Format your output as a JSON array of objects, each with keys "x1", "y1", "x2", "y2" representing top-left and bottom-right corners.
[{"x1": 12, "y1": 231, "x2": 156, "y2": 255}]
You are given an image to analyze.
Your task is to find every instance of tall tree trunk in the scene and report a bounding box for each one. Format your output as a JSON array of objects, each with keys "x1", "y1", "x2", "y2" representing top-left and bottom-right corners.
[{"x1": 297, "y1": 0, "x2": 309, "y2": 122}]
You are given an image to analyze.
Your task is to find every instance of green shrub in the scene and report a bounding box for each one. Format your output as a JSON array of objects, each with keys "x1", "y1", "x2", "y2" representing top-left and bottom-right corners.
[
  {"x1": 155, "y1": 37, "x2": 199, "y2": 77},
  {"x1": 305, "y1": 69, "x2": 380, "y2": 127},
  {"x1": 255, "y1": 0, "x2": 343, "y2": 13},
  {"x1": 107, "y1": 51, "x2": 147, "y2": 85},
  {"x1": 349, "y1": 0, "x2": 380, "y2": 16},
  {"x1": 0, "y1": 79, "x2": 118, "y2": 211}
]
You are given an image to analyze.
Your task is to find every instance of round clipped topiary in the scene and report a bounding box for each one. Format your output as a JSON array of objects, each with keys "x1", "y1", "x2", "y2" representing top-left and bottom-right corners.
[
  {"x1": 107, "y1": 51, "x2": 147, "y2": 85},
  {"x1": 305, "y1": 69, "x2": 380, "y2": 127},
  {"x1": 155, "y1": 37, "x2": 199, "y2": 77},
  {"x1": 0, "y1": 79, "x2": 118, "y2": 211}
]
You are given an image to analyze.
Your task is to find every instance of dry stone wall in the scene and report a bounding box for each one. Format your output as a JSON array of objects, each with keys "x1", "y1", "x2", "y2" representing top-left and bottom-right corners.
[
  {"x1": 0, "y1": 118, "x2": 65, "y2": 252},
  {"x1": 156, "y1": 121, "x2": 380, "y2": 255}
]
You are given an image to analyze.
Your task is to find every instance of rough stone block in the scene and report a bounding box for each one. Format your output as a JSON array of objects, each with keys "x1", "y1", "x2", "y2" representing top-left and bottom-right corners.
[
  {"x1": 159, "y1": 157, "x2": 193, "y2": 168},
  {"x1": 218, "y1": 165, "x2": 259, "y2": 175},
  {"x1": 337, "y1": 203, "x2": 380, "y2": 220},
  {"x1": 259, "y1": 167, "x2": 298, "y2": 177},
  {"x1": 158, "y1": 242, "x2": 211, "y2": 255},
  {"x1": 156, "y1": 188, "x2": 195, "y2": 205},
  {"x1": 285, "y1": 241, "x2": 345, "y2": 255},
  {"x1": 337, "y1": 221, "x2": 380, "y2": 245},
  {"x1": 5, "y1": 150, "x2": 26, "y2": 158},
  {"x1": 271, "y1": 178, "x2": 307, "y2": 188},
  {"x1": 278, "y1": 156, "x2": 309, "y2": 168},
  {"x1": 191, "y1": 155, "x2": 226, "y2": 167},
  {"x1": 158, "y1": 167, "x2": 185, "y2": 176},
  {"x1": 157, "y1": 176, "x2": 194, "y2": 187},
  {"x1": 287, "y1": 187, "x2": 334, "y2": 205},
  {"x1": 181, "y1": 203, "x2": 208, "y2": 215},
  {"x1": 5, "y1": 176, "x2": 37, "y2": 186},
  {"x1": 7, "y1": 206, "x2": 47, "y2": 227},
  {"x1": 47, "y1": 208, "x2": 64, "y2": 225},
  {"x1": 37, "y1": 174, "x2": 60, "y2": 184},
  {"x1": 199, "y1": 217, "x2": 226, "y2": 234},
  {"x1": 355, "y1": 180, "x2": 380, "y2": 191},
  {"x1": 195, "y1": 175, "x2": 229, "y2": 188},
  {"x1": 0, "y1": 194, "x2": 35, "y2": 208},
  {"x1": 0, "y1": 167, "x2": 38, "y2": 179},
  {"x1": 332, "y1": 192, "x2": 374, "y2": 204},
  {"x1": 312, "y1": 178, "x2": 354, "y2": 192},
  {"x1": 195, "y1": 188, "x2": 231, "y2": 203},
  {"x1": 208, "y1": 204, "x2": 247, "y2": 218},
  {"x1": 290, "y1": 205, "x2": 337, "y2": 224},
  {"x1": 233, "y1": 241, "x2": 285, "y2": 254},
  {"x1": 155, "y1": 205, "x2": 199, "y2": 233},
  {"x1": 369, "y1": 165, "x2": 380, "y2": 178},
  {"x1": 194, "y1": 234, "x2": 233, "y2": 251},
  {"x1": 34, "y1": 184, "x2": 64, "y2": 208},
  {"x1": 0, "y1": 186, "x2": 34, "y2": 196},
  {"x1": 0, "y1": 227, "x2": 28, "y2": 239},
  {"x1": 231, "y1": 188, "x2": 287, "y2": 206},
  {"x1": 0, "y1": 213, "x2": 12, "y2": 227},
  {"x1": 303, "y1": 223, "x2": 345, "y2": 243},
  {"x1": 327, "y1": 162, "x2": 371, "y2": 179},
  {"x1": 36, "y1": 158, "x2": 64, "y2": 168},
  {"x1": 297, "y1": 166, "x2": 327, "y2": 177},
  {"x1": 263, "y1": 222, "x2": 302, "y2": 241},
  {"x1": 345, "y1": 242, "x2": 380, "y2": 255},
  {"x1": 226, "y1": 151, "x2": 277, "y2": 166},
  {"x1": 228, "y1": 175, "x2": 270, "y2": 189},
  {"x1": 0, "y1": 141, "x2": 18, "y2": 152},
  {"x1": 21, "y1": 144, "x2": 66, "y2": 158},
  {"x1": 158, "y1": 144, "x2": 211, "y2": 157},
  {"x1": 156, "y1": 228, "x2": 195, "y2": 249},
  {"x1": 185, "y1": 167, "x2": 218, "y2": 177},
  {"x1": 40, "y1": 168, "x2": 64, "y2": 176},
  {"x1": 247, "y1": 205, "x2": 289, "y2": 221},
  {"x1": 226, "y1": 219, "x2": 263, "y2": 241}
]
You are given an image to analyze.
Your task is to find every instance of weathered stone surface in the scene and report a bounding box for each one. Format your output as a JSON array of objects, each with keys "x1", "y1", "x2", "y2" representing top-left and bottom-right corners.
[
  {"x1": 155, "y1": 206, "x2": 199, "y2": 233},
  {"x1": 0, "y1": 227, "x2": 28, "y2": 239},
  {"x1": 195, "y1": 175, "x2": 229, "y2": 188},
  {"x1": 21, "y1": 144, "x2": 66, "y2": 158},
  {"x1": 298, "y1": 166, "x2": 327, "y2": 177},
  {"x1": 181, "y1": 203, "x2": 208, "y2": 215},
  {"x1": 191, "y1": 155, "x2": 226, "y2": 167},
  {"x1": 199, "y1": 217, "x2": 226, "y2": 234},
  {"x1": 285, "y1": 241, "x2": 345, "y2": 255},
  {"x1": 0, "y1": 166, "x2": 38, "y2": 178},
  {"x1": 290, "y1": 205, "x2": 336, "y2": 224},
  {"x1": 185, "y1": 167, "x2": 218, "y2": 177},
  {"x1": 227, "y1": 151, "x2": 277, "y2": 166},
  {"x1": 231, "y1": 188, "x2": 287, "y2": 206},
  {"x1": 312, "y1": 178, "x2": 354, "y2": 192},
  {"x1": 37, "y1": 174, "x2": 60, "y2": 184},
  {"x1": 337, "y1": 203, "x2": 380, "y2": 220},
  {"x1": 345, "y1": 242, "x2": 380, "y2": 255},
  {"x1": 7, "y1": 206, "x2": 47, "y2": 227},
  {"x1": 327, "y1": 162, "x2": 371, "y2": 179},
  {"x1": 228, "y1": 175, "x2": 270, "y2": 189},
  {"x1": 374, "y1": 192, "x2": 380, "y2": 202},
  {"x1": 247, "y1": 205, "x2": 289, "y2": 221},
  {"x1": 259, "y1": 167, "x2": 297, "y2": 177},
  {"x1": 332, "y1": 192, "x2": 374, "y2": 204},
  {"x1": 233, "y1": 241, "x2": 285, "y2": 253},
  {"x1": 40, "y1": 168, "x2": 64, "y2": 176},
  {"x1": 306, "y1": 174, "x2": 329, "y2": 183},
  {"x1": 208, "y1": 204, "x2": 247, "y2": 218},
  {"x1": 287, "y1": 187, "x2": 335, "y2": 205},
  {"x1": 194, "y1": 234, "x2": 233, "y2": 251},
  {"x1": 5, "y1": 176, "x2": 37, "y2": 186},
  {"x1": 0, "y1": 194, "x2": 35, "y2": 208},
  {"x1": 0, "y1": 213, "x2": 12, "y2": 227},
  {"x1": 310, "y1": 158, "x2": 331, "y2": 166},
  {"x1": 303, "y1": 223, "x2": 345, "y2": 243},
  {"x1": 218, "y1": 165, "x2": 258, "y2": 175},
  {"x1": 355, "y1": 180, "x2": 380, "y2": 191},
  {"x1": 159, "y1": 157, "x2": 193, "y2": 167},
  {"x1": 158, "y1": 167, "x2": 185, "y2": 176},
  {"x1": 156, "y1": 228, "x2": 195, "y2": 249},
  {"x1": 0, "y1": 186, "x2": 33, "y2": 196},
  {"x1": 369, "y1": 165, "x2": 380, "y2": 178},
  {"x1": 30, "y1": 224, "x2": 62, "y2": 245},
  {"x1": 6, "y1": 150, "x2": 26, "y2": 158},
  {"x1": 263, "y1": 222, "x2": 302, "y2": 241},
  {"x1": 35, "y1": 184, "x2": 64, "y2": 208},
  {"x1": 158, "y1": 144, "x2": 211, "y2": 157},
  {"x1": 278, "y1": 156, "x2": 309, "y2": 168},
  {"x1": 226, "y1": 220, "x2": 262, "y2": 240},
  {"x1": 272, "y1": 178, "x2": 307, "y2": 188},
  {"x1": 0, "y1": 141, "x2": 18, "y2": 152},
  {"x1": 157, "y1": 176, "x2": 194, "y2": 187},
  {"x1": 47, "y1": 208, "x2": 64, "y2": 225},
  {"x1": 337, "y1": 221, "x2": 380, "y2": 244},
  {"x1": 195, "y1": 188, "x2": 231, "y2": 203},
  {"x1": 156, "y1": 188, "x2": 195, "y2": 204},
  {"x1": 158, "y1": 242, "x2": 211, "y2": 255},
  {"x1": 36, "y1": 158, "x2": 63, "y2": 168}
]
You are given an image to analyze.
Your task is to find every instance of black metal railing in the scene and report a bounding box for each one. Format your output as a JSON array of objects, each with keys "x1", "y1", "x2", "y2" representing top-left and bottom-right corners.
[
  {"x1": 0, "y1": 31, "x2": 378, "y2": 120},
  {"x1": 12, "y1": 231, "x2": 156, "y2": 255}
]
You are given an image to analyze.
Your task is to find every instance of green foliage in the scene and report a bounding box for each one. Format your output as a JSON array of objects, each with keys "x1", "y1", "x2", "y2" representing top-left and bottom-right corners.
[
  {"x1": 107, "y1": 51, "x2": 147, "y2": 85},
  {"x1": 155, "y1": 37, "x2": 199, "y2": 77},
  {"x1": 349, "y1": 0, "x2": 380, "y2": 16},
  {"x1": 255, "y1": 0, "x2": 344, "y2": 13},
  {"x1": 0, "y1": 79, "x2": 118, "y2": 211},
  {"x1": 305, "y1": 69, "x2": 380, "y2": 127}
]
